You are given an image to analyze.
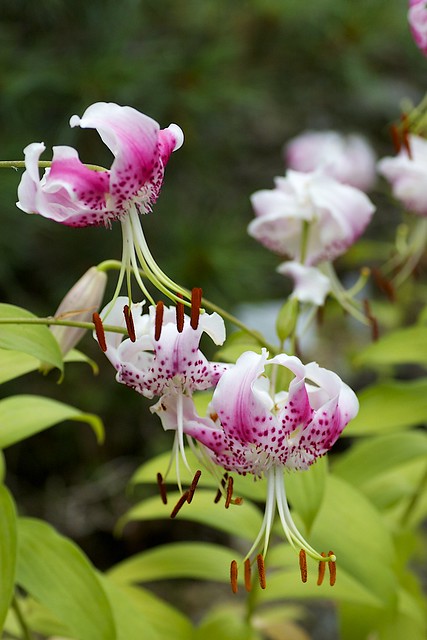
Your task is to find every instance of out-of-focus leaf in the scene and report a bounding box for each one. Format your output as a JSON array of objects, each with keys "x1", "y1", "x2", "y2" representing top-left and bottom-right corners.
[
  {"x1": 108, "y1": 542, "x2": 238, "y2": 585},
  {"x1": 216, "y1": 330, "x2": 262, "y2": 363},
  {"x1": 119, "y1": 489, "x2": 263, "y2": 541},
  {"x1": 342, "y1": 379, "x2": 427, "y2": 436},
  {"x1": 130, "y1": 448, "x2": 267, "y2": 502},
  {"x1": 285, "y1": 456, "x2": 327, "y2": 534},
  {"x1": 0, "y1": 450, "x2": 5, "y2": 482},
  {"x1": 16, "y1": 518, "x2": 115, "y2": 640},
  {"x1": 0, "y1": 349, "x2": 39, "y2": 384},
  {"x1": 0, "y1": 485, "x2": 17, "y2": 631},
  {"x1": 64, "y1": 348, "x2": 99, "y2": 374},
  {"x1": 0, "y1": 395, "x2": 104, "y2": 447},
  {"x1": 100, "y1": 576, "x2": 193, "y2": 640},
  {"x1": 354, "y1": 326, "x2": 427, "y2": 368},
  {"x1": 194, "y1": 604, "x2": 262, "y2": 640},
  {"x1": 0, "y1": 304, "x2": 63, "y2": 372}
]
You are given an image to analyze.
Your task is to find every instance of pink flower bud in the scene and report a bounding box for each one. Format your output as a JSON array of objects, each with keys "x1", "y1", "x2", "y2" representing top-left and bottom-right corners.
[{"x1": 51, "y1": 267, "x2": 107, "y2": 355}]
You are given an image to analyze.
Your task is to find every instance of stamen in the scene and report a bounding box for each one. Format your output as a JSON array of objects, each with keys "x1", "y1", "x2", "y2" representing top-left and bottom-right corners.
[
  {"x1": 372, "y1": 267, "x2": 396, "y2": 302},
  {"x1": 299, "y1": 549, "x2": 308, "y2": 583},
  {"x1": 363, "y1": 299, "x2": 379, "y2": 341},
  {"x1": 155, "y1": 301, "x2": 164, "y2": 341},
  {"x1": 317, "y1": 552, "x2": 327, "y2": 586},
  {"x1": 214, "y1": 473, "x2": 228, "y2": 503},
  {"x1": 225, "y1": 476, "x2": 234, "y2": 509},
  {"x1": 190, "y1": 287, "x2": 203, "y2": 330},
  {"x1": 328, "y1": 551, "x2": 336, "y2": 586},
  {"x1": 92, "y1": 312, "x2": 107, "y2": 352},
  {"x1": 244, "y1": 558, "x2": 252, "y2": 592},
  {"x1": 401, "y1": 113, "x2": 412, "y2": 159},
  {"x1": 213, "y1": 488, "x2": 222, "y2": 504},
  {"x1": 390, "y1": 123, "x2": 401, "y2": 153},
  {"x1": 257, "y1": 553, "x2": 266, "y2": 589},
  {"x1": 156, "y1": 472, "x2": 168, "y2": 505},
  {"x1": 170, "y1": 490, "x2": 190, "y2": 518},
  {"x1": 176, "y1": 294, "x2": 185, "y2": 333},
  {"x1": 123, "y1": 304, "x2": 136, "y2": 342},
  {"x1": 232, "y1": 496, "x2": 243, "y2": 505},
  {"x1": 230, "y1": 560, "x2": 238, "y2": 594},
  {"x1": 187, "y1": 469, "x2": 202, "y2": 504}
]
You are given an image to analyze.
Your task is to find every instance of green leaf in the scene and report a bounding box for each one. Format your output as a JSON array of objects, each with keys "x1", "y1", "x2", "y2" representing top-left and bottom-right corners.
[
  {"x1": 119, "y1": 489, "x2": 263, "y2": 541},
  {"x1": 354, "y1": 326, "x2": 427, "y2": 368},
  {"x1": 100, "y1": 577, "x2": 193, "y2": 640},
  {"x1": 0, "y1": 485, "x2": 17, "y2": 630},
  {"x1": 0, "y1": 349, "x2": 40, "y2": 384},
  {"x1": 108, "y1": 542, "x2": 238, "y2": 585},
  {"x1": 65, "y1": 348, "x2": 99, "y2": 374},
  {"x1": 195, "y1": 604, "x2": 262, "y2": 640},
  {"x1": 0, "y1": 395, "x2": 104, "y2": 447},
  {"x1": 0, "y1": 450, "x2": 5, "y2": 482},
  {"x1": 285, "y1": 456, "x2": 327, "y2": 534},
  {"x1": 216, "y1": 330, "x2": 262, "y2": 363},
  {"x1": 342, "y1": 379, "x2": 427, "y2": 436},
  {"x1": 16, "y1": 518, "x2": 116, "y2": 640},
  {"x1": 0, "y1": 304, "x2": 63, "y2": 372}
]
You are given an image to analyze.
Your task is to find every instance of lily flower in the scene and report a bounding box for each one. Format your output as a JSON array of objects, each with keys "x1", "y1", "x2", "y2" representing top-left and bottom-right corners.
[
  {"x1": 285, "y1": 130, "x2": 377, "y2": 192},
  {"x1": 16, "y1": 102, "x2": 185, "y2": 306},
  {"x1": 248, "y1": 170, "x2": 375, "y2": 266},
  {"x1": 178, "y1": 349, "x2": 359, "y2": 586},
  {"x1": 408, "y1": 0, "x2": 427, "y2": 57},
  {"x1": 101, "y1": 297, "x2": 227, "y2": 475}
]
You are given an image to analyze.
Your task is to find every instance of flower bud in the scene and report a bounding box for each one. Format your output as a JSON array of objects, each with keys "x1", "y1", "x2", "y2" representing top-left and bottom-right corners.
[{"x1": 50, "y1": 267, "x2": 107, "y2": 355}]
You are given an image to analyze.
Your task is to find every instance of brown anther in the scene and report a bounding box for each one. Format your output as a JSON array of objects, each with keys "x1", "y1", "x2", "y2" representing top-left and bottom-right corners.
[
  {"x1": 92, "y1": 312, "x2": 107, "y2": 352},
  {"x1": 187, "y1": 469, "x2": 202, "y2": 503},
  {"x1": 213, "y1": 488, "x2": 222, "y2": 503},
  {"x1": 225, "y1": 476, "x2": 234, "y2": 509},
  {"x1": 214, "y1": 473, "x2": 228, "y2": 504},
  {"x1": 401, "y1": 113, "x2": 412, "y2": 159},
  {"x1": 154, "y1": 301, "x2": 164, "y2": 341},
  {"x1": 176, "y1": 294, "x2": 185, "y2": 333},
  {"x1": 390, "y1": 123, "x2": 402, "y2": 153},
  {"x1": 363, "y1": 299, "x2": 379, "y2": 342},
  {"x1": 123, "y1": 304, "x2": 136, "y2": 342},
  {"x1": 317, "y1": 552, "x2": 327, "y2": 586},
  {"x1": 299, "y1": 549, "x2": 308, "y2": 583},
  {"x1": 156, "y1": 472, "x2": 168, "y2": 505},
  {"x1": 371, "y1": 267, "x2": 396, "y2": 302},
  {"x1": 190, "y1": 287, "x2": 203, "y2": 330},
  {"x1": 230, "y1": 560, "x2": 238, "y2": 594},
  {"x1": 328, "y1": 551, "x2": 336, "y2": 586},
  {"x1": 170, "y1": 491, "x2": 190, "y2": 518},
  {"x1": 232, "y1": 496, "x2": 243, "y2": 506},
  {"x1": 256, "y1": 553, "x2": 266, "y2": 589},
  {"x1": 244, "y1": 558, "x2": 252, "y2": 592}
]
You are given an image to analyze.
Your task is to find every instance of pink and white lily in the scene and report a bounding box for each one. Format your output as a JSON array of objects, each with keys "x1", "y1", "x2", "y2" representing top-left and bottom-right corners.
[
  {"x1": 408, "y1": 0, "x2": 427, "y2": 56},
  {"x1": 249, "y1": 170, "x2": 375, "y2": 267},
  {"x1": 17, "y1": 102, "x2": 184, "y2": 304},
  {"x1": 178, "y1": 349, "x2": 358, "y2": 565}
]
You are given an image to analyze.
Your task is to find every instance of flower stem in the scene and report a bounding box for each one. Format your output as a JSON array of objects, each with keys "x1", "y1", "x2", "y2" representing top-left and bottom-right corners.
[
  {"x1": 0, "y1": 160, "x2": 106, "y2": 172},
  {"x1": 11, "y1": 594, "x2": 34, "y2": 640},
  {"x1": 0, "y1": 317, "x2": 127, "y2": 334}
]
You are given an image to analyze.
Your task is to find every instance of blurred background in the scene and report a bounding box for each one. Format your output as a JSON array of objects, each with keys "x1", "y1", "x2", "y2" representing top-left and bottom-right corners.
[{"x1": 0, "y1": 0, "x2": 425, "y2": 628}]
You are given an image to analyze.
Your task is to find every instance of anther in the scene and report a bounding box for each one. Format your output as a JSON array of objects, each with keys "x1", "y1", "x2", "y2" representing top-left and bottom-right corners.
[
  {"x1": 190, "y1": 287, "x2": 203, "y2": 330},
  {"x1": 390, "y1": 123, "x2": 401, "y2": 153},
  {"x1": 225, "y1": 476, "x2": 234, "y2": 509},
  {"x1": 213, "y1": 488, "x2": 222, "y2": 504},
  {"x1": 244, "y1": 558, "x2": 252, "y2": 592},
  {"x1": 232, "y1": 496, "x2": 243, "y2": 505},
  {"x1": 214, "y1": 473, "x2": 228, "y2": 503},
  {"x1": 328, "y1": 551, "x2": 336, "y2": 586},
  {"x1": 176, "y1": 294, "x2": 185, "y2": 333},
  {"x1": 123, "y1": 304, "x2": 136, "y2": 342},
  {"x1": 371, "y1": 267, "x2": 395, "y2": 302},
  {"x1": 92, "y1": 312, "x2": 107, "y2": 352},
  {"x1": 155, "y1": 301, "x2": 164, "y2": 341},
  {"x1": 317, "y1": 552, "x2": 327, "y2": 586},
  {"x1": 170, "y1": 491, "x2": 190, "y2": 518},
  {"x1": 156, "y1": 472, "x2": 168, "y2": 505},
  {"x1": 230, "y1": 560, "x2": 238, "y2": 594},
  {"x1": 257, "y1": 553, "x2": 266, "y2": 589},
  {"x1": 299, "y1": 549, "x2": 308, "y2": 583},
  {"x1": 187, "y1": 470, "x2": 202, "y2": 504},
  {"x1": 363, "y1": 299, "x2": 379, "y2": 342}
]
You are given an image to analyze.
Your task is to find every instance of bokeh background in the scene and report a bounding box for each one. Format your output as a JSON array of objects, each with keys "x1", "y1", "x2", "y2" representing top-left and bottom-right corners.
[{"x1": 0, "y1": 0, "x2": 425, "y2": 629}]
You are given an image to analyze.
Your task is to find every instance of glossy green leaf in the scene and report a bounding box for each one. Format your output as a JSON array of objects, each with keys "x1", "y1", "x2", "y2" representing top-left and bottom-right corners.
[
  {"x1": 354, "y1": 326, "x2": 427, "y2": 368},
  {"x1": 100, "y1": 577, "x2": 193, "y2": 640},
  {"x1": 119, "y1": 488, "x2": 263, "y2": 541},
  {"x1": 130, "y1": 448, "x2": 267, "y2": 502},
  {"x1": 0, "y1": 304, "x2": 63, "y2": 372},
  {"x1": 16, "y1": 518, "x2": 115, "y2": 640},
  {"x1": 108, "y1": 542, "x2": 238, "y2": 585},
  {"x1": 342, "y1": 379, "x2": 427, "y2": 436},
  {"x1": 0, "y1": 394, "x2": 104, "y2": 448},
  {"x1": 0, "y1": 349, "x2": 40, "y2": 384},
  {"x1": 0, "y1": 485, "x2": 17, "y2": 631},
  {"x1": 285, "y1": 456, "x2": 327, "y2": 534}
]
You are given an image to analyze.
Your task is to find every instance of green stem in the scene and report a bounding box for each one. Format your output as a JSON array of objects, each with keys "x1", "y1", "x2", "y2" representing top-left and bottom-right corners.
[
  {"x1": 0, "y1": 160, "x2": 106, "y2": 172},
  {"x1": 0, "y1": 317, "x2": 127, "y2": 334},
  {"x1": 11, "y1": 594, "x2": 34, "y2": 640}
]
